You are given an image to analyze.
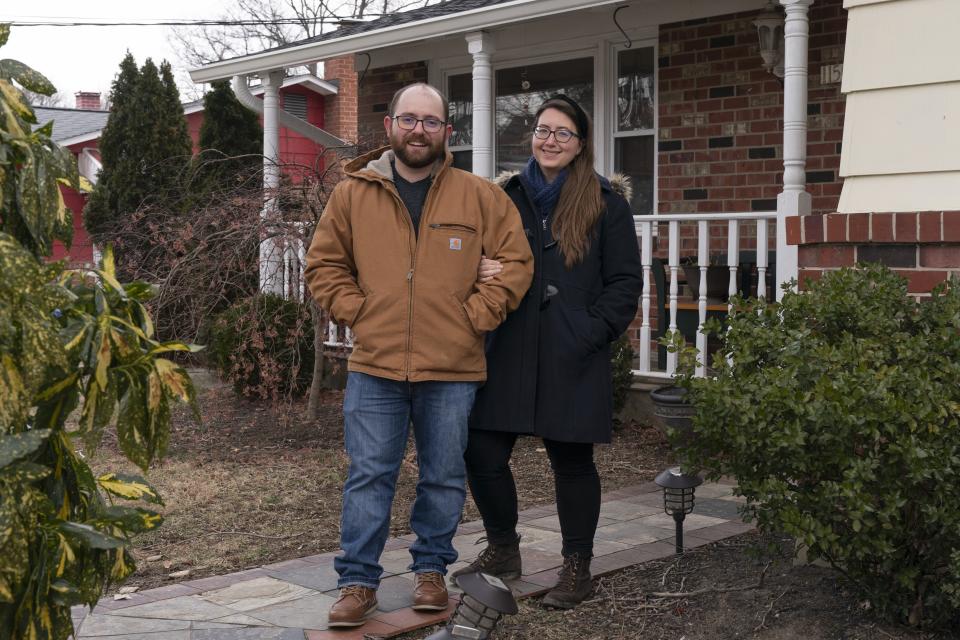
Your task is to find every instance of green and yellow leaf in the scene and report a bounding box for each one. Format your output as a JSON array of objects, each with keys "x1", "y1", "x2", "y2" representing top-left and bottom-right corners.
[
  {"x1": 96, "y1": 472, "x2": 163, "y2": 505},
  {"x1": 0, "y1": 429, "x2": 51, "y2": 468},
  {"x1": 154, "y1": 358, "x2": 194, "y2": 404}
]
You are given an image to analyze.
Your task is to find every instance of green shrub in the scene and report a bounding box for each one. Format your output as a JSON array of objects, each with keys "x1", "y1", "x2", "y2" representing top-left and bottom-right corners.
[
  {"x1": 1, "y1": 29, "x2": 196, "y2": 639},
  {"x1": 679, "y1": 265, "x2": 960, "y2": 628},
  {"x1": 208, "y1": 293, "x2": 314, "y2": 399},
  {"x1": 611, "y1": 333, "x2": 635, "y2": 415}
]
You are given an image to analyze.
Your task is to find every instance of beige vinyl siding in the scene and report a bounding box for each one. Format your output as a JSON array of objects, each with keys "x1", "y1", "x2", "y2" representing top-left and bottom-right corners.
[{"x1": 838, "y1": 0, "x2": 960, "y2": 213}]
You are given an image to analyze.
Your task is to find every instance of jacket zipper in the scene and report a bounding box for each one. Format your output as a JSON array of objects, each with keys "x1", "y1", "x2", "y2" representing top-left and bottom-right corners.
[
  {"x1": 410, "y1": 184, "x2": 442, "y2": 376},
  {"x1": 385, "y1": 185, "x2": 418, "y2": 379},
  {"x1": 393, "y1": 175, "x2": 442, "y2": 379}
]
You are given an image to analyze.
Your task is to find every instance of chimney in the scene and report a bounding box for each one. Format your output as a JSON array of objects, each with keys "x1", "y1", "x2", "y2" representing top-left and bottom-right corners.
[
  {"x1": 75, "y1": 92, "x2": 102, "y2": 110},
  {"x1": 322, "y1": 55, "x2": 358, "y2": 145}
]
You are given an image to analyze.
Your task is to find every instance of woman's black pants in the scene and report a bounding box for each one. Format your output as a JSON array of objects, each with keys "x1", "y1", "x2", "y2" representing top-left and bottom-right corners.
[{"x1": 464, "y1": 428, "x2": 600, "y2": 557}]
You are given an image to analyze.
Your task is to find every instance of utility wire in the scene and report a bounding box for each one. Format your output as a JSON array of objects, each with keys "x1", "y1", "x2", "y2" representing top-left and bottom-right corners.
[{"x1": 2, "y1": 18, "x2": 384, "y2": 27}]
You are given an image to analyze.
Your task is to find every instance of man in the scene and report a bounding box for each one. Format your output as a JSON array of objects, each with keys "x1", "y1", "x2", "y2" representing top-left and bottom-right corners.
[{"x1": 304, "y1": 82, "x2": 533, "y2": 629}]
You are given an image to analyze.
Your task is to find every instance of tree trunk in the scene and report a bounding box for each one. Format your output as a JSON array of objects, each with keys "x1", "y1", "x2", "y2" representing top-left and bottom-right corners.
[{"x1": 306, "y1": 298, "x2": 326, "y2": 419}]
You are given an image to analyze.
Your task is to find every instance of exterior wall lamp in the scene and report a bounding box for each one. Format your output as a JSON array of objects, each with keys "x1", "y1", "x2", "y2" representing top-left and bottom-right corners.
[
  {"x1": 754, "y1": 1, "x2": 785, "y2": 78},
  {"x1": 655, "y1": 466, "x2": 704, "y2": 555}
]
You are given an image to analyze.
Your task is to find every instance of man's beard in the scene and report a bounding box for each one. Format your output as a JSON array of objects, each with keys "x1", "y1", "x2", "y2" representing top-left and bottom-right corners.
[{"x1": 390, "y1": 130, "x2": 445, "y2": 169}]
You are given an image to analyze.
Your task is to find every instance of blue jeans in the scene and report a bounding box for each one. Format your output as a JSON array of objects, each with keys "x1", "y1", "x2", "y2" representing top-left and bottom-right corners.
[{"x1": 335, "y1": 372, "x2": 479, "y2": 588}]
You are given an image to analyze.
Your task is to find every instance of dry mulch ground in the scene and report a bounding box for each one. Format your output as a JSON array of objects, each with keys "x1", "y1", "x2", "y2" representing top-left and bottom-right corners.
[
  {"x1": 87, "y1": 382, "x2": 956, "y2": 639},
  {"x1": 87, "y1": 383, "x2": 668, "y2": 593},
  {"x1": 401, "y1": 530, "x2": 953, "y2": 640}
]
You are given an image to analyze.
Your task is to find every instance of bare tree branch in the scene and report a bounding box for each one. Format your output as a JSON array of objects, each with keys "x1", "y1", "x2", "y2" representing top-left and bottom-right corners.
[{"x1": 169, "y1": 0, "x2": 441, "y2": 71}]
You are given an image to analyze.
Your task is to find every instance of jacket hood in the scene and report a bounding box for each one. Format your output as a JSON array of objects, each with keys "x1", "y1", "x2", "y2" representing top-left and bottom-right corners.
[
  {"x1": 343, "y1": 145, "x2": 454, "y2": 183},
  {"x1": 495, "y1": 170, "x2": 633, "y2": 203}
]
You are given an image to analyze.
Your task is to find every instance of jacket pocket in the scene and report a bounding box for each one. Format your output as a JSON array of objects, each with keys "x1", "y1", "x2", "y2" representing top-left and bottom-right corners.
[
  {"x1": 423, "y1": 222, "x2": 482, "y2": 299},
  {"x1": 558, "y1": 304, "x2": 605, "y2": 358},
  {"x1": 429, "y1": 222, "x2": 478, "y2": 234},
  {"x1": 349, "y1": 292, "x2": 374, "y2": 346},
  {"x1": 350, "y1": 292, "x2": 372, "y2": 326},
  {"x1": 410, "y1": 286, "x2": 484, "y2": 375},
  {"x1": 451, "y1": 293, "x2": 481, "y2": 338}
]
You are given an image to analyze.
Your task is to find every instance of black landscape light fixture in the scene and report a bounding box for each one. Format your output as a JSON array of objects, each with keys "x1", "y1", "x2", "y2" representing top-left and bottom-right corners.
[
  {"x1": 655, "y1": 466, "x2": 703, "y2": 555},
  {"x1": 424, "y1": 572, "x2": 518, "y2": 640}
]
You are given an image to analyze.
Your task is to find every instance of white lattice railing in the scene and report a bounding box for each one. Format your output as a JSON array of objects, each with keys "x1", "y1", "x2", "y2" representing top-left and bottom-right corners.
[{"x1": 633, "y1": 211, "x2": 777, "y2": 379}]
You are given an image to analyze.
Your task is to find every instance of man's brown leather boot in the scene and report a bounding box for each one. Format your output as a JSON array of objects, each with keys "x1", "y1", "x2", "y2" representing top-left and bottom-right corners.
[{"x1": 327, "y1": 585, "x2": 378, "y2": 628}]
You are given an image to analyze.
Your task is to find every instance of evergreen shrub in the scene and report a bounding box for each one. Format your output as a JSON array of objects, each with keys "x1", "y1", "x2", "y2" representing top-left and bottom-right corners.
[{"x1": 680, "y1": 265, "x2": 960, "y2": 628}]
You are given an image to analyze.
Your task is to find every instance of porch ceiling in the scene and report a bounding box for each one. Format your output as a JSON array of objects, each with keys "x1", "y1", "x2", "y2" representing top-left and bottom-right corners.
[{"x1": 189, "y1": 0, "x2": 624, "y2": 83}]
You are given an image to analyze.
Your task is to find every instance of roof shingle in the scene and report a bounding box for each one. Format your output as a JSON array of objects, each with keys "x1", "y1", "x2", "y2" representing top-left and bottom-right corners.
[{"x1": 33, "y1": 106, "x2": 109, "y2": 144}]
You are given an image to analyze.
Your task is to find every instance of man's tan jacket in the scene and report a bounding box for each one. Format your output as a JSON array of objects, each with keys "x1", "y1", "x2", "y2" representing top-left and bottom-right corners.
[{"x1": 304, "y1": 147, "x2": 534, "y2": 382}]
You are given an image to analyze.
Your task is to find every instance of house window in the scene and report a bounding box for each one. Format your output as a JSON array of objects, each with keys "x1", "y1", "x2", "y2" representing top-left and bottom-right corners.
[
  {"x1": 447, "y1": 57, "x2": 594, "y2": 175},
  {"x1": 614, "y1": 46, "x2": 656, "y2": 214},
  {"x1": 284, "y1": 93, "x2": 308, "y2": 120},
  {"x1": 495, "y1": 58, "x2": 593, "y2": 174},
  {"x1": 448, "y1": 73, "x2": 473, "y2": 171}
]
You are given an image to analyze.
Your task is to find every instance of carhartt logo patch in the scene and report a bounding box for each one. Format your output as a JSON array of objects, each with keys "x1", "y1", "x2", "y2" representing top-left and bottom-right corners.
[{"x1": 449, "y1": 238, "x2": 462, "y2": 250}]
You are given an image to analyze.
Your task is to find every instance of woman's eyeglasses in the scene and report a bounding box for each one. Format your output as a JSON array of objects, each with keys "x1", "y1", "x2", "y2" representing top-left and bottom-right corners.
[
  {"x1": 392, "y1": 115, "x2": 446, "y2": 133},
  {"x1": 532, "y1": 126, "x2": 579, "y2": 144}
]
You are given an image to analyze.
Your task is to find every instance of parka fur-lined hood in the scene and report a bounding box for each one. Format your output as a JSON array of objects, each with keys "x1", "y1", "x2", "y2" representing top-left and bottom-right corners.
[{"x1": 494, "y1": 170, "x2": 633, "y2": 204}]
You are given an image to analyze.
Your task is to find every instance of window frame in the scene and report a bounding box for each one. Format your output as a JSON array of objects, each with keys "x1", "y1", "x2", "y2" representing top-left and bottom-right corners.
[
  {"x1": 442, "y1": 46, "x2": 599, "y2": 174},
  {"x1": 607, "y1": 39, "x2": 659, "y2": 216}
]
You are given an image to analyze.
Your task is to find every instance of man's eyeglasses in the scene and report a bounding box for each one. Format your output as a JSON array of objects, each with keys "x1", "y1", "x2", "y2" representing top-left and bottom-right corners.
[
  {"x1": 533, "y1": 126, "x2": 579, "y2": 144},
  {"x1": 392, "y1": 115, "x2": 446, "y2": 133}
]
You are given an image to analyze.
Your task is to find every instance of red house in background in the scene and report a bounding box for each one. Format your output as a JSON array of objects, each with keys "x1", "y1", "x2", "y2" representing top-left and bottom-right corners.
[{"x1": 35, "y1": 56, "x2": 358, "y2": 267}]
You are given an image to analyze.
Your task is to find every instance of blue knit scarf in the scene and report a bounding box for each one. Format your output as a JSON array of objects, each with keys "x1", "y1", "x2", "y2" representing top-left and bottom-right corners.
[{"x1": 521, "y1": 157, "x2": 568, "y2": 220}]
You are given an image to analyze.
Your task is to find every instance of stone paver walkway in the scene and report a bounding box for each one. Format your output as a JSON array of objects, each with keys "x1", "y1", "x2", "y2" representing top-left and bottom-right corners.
[{"x1": 72, "y1": 480, "x2": 750, "y2": 640}]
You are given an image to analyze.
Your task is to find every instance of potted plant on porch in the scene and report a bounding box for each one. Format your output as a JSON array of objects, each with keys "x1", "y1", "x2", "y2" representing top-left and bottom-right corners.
[{"x1": 648, "y1": 314, "x2": 728, "y2": 450}]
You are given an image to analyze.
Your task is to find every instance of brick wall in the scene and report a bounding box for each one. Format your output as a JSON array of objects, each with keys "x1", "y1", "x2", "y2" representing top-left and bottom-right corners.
[
  {"x1": 657, "y1": 0, "x2": 846, "y2": 218},
  {"x1": 323, "y1": 55, "x2": 358, "y2": 144},
  {"x1": 74, "y1": 92, "x2": 102, "y2": 110},
  {"x1": 787, "y1": 212, "x2": 960, "y2": 295},
  {"x1": 628, "y1": 1, "x2": 848, "y2": 365},
  {"x1": 357, "y1": 61, "x2": 428, "y2": 150}
]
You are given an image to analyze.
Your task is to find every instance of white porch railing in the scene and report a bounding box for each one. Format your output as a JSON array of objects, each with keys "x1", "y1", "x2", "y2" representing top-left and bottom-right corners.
[
  {"x1": 633, "y1": 211, "x2": 777, "y2": 379},
  {"x1": 314, "y1": 211, "x2": 779, "y2": 372}
]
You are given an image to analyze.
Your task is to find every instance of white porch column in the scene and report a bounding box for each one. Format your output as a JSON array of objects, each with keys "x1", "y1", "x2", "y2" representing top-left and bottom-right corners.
[
  {"x1": 466, "y1": 31, "x2": 495, "y2": 179},
  {"x1": 776, "y1": 0, "x2": 813, "y2": 299},
  {"x1": 260, "y1": 69, "x2": 284, "y2": 295}
]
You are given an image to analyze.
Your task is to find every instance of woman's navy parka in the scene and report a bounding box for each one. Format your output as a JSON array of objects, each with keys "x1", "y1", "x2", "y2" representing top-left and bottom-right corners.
[{"x1": 469, "y1": 172, "x2": 643, "y2": 444}]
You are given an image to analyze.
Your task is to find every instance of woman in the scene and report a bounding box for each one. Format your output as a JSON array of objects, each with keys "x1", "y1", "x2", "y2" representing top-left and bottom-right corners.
[{"x1": 451, "y1": 95, "x2": 643, "y2": 609}]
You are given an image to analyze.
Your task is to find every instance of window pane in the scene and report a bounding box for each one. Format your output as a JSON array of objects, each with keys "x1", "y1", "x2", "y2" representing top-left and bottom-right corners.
[
  {"x1": 495, "y1": 58, "x2": 593, "y2": 174},
  {"x1": 615, "y1": 135, "x2": 654, "y2": 214},
  {"x1": 452, "y1": 150, "x2": 473, "y2": 172},
  {"x1": 448, "y1": 73, "x2": 472, "y2": 147},
  {"x1": 617, "y1": 47, "x2": 655, "y2": 131}
]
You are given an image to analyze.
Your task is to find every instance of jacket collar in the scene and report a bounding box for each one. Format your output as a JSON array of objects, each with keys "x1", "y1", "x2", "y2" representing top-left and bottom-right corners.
[
  {"x1": 495, "y1": 170, "x2": 633, "y2": 202},
  {"x1": 344, "y1": 146, "x2": 454, "y2": 185}
]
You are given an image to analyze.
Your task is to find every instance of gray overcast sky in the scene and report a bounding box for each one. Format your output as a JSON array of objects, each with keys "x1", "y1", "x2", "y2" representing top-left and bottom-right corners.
[{"x1": 2, "y1": 1, "x2": 233, "y2": 105}]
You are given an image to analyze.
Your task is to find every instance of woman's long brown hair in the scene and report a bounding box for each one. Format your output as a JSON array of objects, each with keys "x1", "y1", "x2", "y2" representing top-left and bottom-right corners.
[{"x1": 535, "y1": 98, "x2": 604, "y2": 268}]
